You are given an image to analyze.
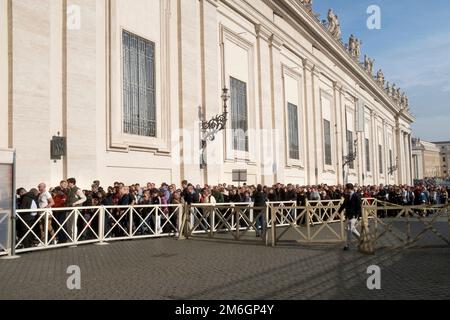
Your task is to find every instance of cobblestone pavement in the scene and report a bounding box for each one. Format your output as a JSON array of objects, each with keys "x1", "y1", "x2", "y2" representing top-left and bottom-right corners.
[{"x1": 0, "y1": 236, "x2": 449, "y2": 300}]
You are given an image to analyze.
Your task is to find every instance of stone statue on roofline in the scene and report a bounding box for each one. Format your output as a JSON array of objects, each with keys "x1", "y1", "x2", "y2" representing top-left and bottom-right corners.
[
  {"x1": 348, "y1": 35, "x2": 356, "y2": 56},
  {"x1": 348, "y1": 35, "x2": 362, "y2": 59},
  {"x1": 327, "y1": 9, "x2": 342, "y2": 40},
  {"x1": 391, "y1": 83, "x2": 397, "y2": 98},
  {"x1": 355, "y1": 38, "x2": 361, "y2": 59},
  {"x1": 364, "y1": 55, "x2": 375, "y2": 74},
  {"x1": 396, "y1": 88, "x2": 402, "y2": 103},
  {"x1": 376, "y1": 69, "x2": 385, "y2": 86},
  {"x1": 401, "y1": 93, "x2": 407, "y2": 107},
  {"x1": 299, "y1": 0, "x2": 313, "y2": 13}
]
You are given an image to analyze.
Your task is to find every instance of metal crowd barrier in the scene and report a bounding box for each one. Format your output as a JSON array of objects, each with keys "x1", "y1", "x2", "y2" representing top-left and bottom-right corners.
[
  {"x1": 187, "y1": 203, "x2": 254, "y2": 235},
  {"x1": 268, "y1": 202, "x2": 345, "y2": 246},
  {"x1": 306, "y1": 199, "x2": 344, "y2": 226},
  {"x1": 266, "y1": 201, "x2": 297, "y2": 227},
  {"x1": 267, "y1": 199, "x2": 450, "y2": 252},
  {"x1": 6, "y1": 204, "x2": 183, "y2": 255},
  {"x1": 180, "y1": 201, "x2": 303, "y2": 245},
  {"x1": 2, "y1": 201, "x2": 448, "y2": 256},
  {"x1": 359, "y1": 203, "x2": 450, "y2": 252},
  {"x1": 103, "y1": 204, "x2": 183, "y2": 242},
  {"x1": 3, "y1": 202, "x2": 296, "y2": 256},
  {"x1": 183, "y1": 203, "x2": 269, "y2": 242}
]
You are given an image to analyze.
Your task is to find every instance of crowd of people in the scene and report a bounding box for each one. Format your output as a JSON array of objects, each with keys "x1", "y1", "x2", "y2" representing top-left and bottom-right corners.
[{"x1": 14, "y1": 178, "x2": 450, "y2": 248}]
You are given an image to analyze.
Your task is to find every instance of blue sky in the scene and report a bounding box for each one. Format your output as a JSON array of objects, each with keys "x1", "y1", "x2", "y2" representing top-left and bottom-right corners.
[{"x1": 312, "y1": 0, "x2": 450, "y2": 142}]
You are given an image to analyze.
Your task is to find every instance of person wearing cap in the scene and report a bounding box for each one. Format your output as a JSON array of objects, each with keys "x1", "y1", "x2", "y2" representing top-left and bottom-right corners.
[{"x1": 338, "y1": 183, "x2": 362, "y2": 251}]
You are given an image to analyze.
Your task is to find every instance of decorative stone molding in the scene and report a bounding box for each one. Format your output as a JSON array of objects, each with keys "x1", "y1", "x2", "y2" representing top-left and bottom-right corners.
[
  {"x1": 311, "y1": 64, "x2": 321, "y2": 77},
  {"x1": 268, "y1": 34, "x2": 283, "y2": 50},
  {"x1": 301, "y1": 58, "x2": 315, "y2": 72},
  {"x1": 333, "y1": 81, "x2": 343, "y2": 92}
]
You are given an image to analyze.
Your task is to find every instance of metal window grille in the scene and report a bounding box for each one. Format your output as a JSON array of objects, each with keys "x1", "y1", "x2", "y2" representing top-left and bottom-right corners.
[
  {"x1": 288, "y1": 103, "x2": 300, "y2": 160},
  {"x1": 324, "y1": 119, "x2": 332, "y2": 165},
  {"x1": 230, "y1": 77, "x2": 249, "y2": 152},
  {"x1": 365, "y1": 138, "x2": 371, "y2": 172},
  {"x1": 379, "y1": 145, "x2": 383, "y2": 174},
  {"x1": 389, "y1": 149, "x2": 393, "y2": 169},
  {"x1": 347, "y1": 130, "x2": 354, "y2": 169},
  {"x1": 122, "y1": 31, "x2": 156, "y2": 137}
]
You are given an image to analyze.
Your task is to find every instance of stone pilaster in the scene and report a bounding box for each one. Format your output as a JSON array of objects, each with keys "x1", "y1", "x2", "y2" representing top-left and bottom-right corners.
[
  {"x1": 302, "y1": 58, "x2": 317, "y2": 185},
  {"x1": 0, "y1": 0, "x2": 11, "y2": 149},
  {"x1": 178, "y1": 0, "x2": 202, "y2": 184},
  {"x1": 12, "y1": 0, "x2": 52, "y2": 188},
  {"x1": 200, "y1": 0, "x2": 221, "y2": 185},
  {"x1": 371, "y1": 110, "x2": 379, "y2": 185},
  {"x1": 49, "y1": 0, "x2": 65, "y2": 185},
  {"x1": 267, "y1": 32, "x2": 283, "y2": 185},
  {"x1": 333, "y1": 81, "x2": 344, "y2": 184},
  {"x1": 66, "y1": 0, "x2": 97, "y2": 186}
]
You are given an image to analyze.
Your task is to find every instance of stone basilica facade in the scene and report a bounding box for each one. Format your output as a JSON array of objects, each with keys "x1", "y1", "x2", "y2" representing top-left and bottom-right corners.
[{"x1": 0, "y1": 0, "x2": 414, "y2": 188}]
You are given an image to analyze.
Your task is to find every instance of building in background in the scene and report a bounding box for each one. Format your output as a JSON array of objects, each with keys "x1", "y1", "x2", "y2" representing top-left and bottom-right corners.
[
  {"x1": 0, "y1": 0, "x2": 414, "y2": 189},
  {"x1": 433, "y1": 141, "x2": 450, "y2": 178},
  {"x1": 412, "y1": 138, "x2": 442, "y2": 180}
]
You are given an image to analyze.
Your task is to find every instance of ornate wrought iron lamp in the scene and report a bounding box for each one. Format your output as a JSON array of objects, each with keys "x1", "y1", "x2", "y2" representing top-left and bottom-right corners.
[
  {"x1": 388, "y1": 157, "x2": 399, "y2": 176},
  {"x1": 200, "y1": 87, "x2": 230, "y2": 169},
  {"x1": 343, "y1": 139, "x2": 358, "y2": 184},
  {"x1": 343, "y1": 139, "x2": 358, "y2": 168}
]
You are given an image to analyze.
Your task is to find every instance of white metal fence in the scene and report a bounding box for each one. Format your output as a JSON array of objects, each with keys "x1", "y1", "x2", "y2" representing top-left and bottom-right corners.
[
  {"x1": 2, "y1": 201, "x2": 336, "y2": 256},
  {"x1": 4, "y1": 200, "x2": 446, "y2": 256},
  {"x1": 103, "y1": 204, "x2": 183, "y2": 242},
  {"x1": 8, "y1": 204, "x2": 183, "y2": 255},
  {"x1": 188, "y1": 203, "x2": 255, "y2": 235},
  {"x1": 185, "y1": 202, "x2": 300, "y2": 240},
  {"x1": 266, "y1": 201, "x2": 297, "y2": 227}
]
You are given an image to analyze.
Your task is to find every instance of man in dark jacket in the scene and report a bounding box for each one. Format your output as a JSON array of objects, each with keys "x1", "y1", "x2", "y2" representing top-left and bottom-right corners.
[
  {"x1": 338, "y1": 183, "x2": 362, "y2": 251},
  {"x1": 274, "y1": 183, "x2": 286, "y2": 202},
  {"x1": 285, "y1": 184, "x2": 297, "y2": 202},
  {"x1": 19, "y1": 189, "x2": 39, "y2": 248},
  {"x1": 184, "y1": 185, "x2": 199, "y2": 205},
  {"x1": 253, "y1": 185, "x2": 267, "y2": 237}
]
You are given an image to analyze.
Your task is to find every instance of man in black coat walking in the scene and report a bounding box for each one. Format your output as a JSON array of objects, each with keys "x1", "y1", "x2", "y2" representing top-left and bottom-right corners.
[{"x1": 338, "y1": 183, "x2": 362, "y2": 251}]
